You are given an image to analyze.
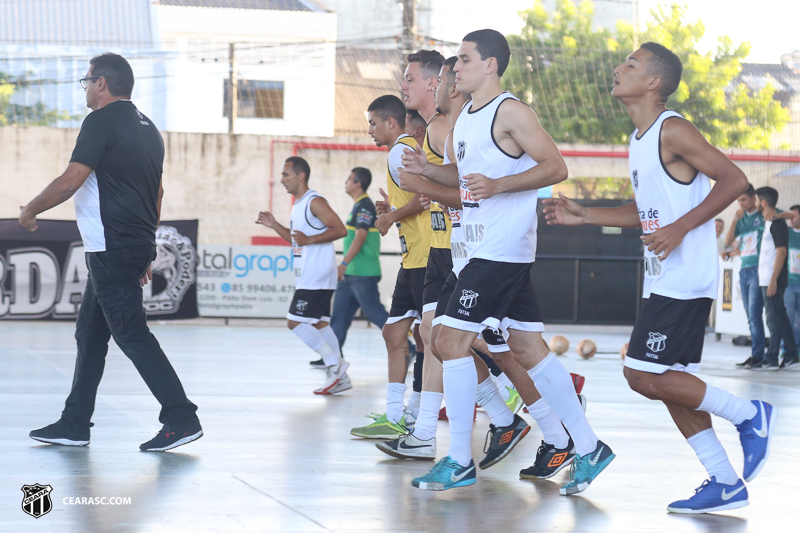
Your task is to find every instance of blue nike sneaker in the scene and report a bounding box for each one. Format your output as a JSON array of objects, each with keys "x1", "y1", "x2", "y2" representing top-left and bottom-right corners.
[
  {"x1": 411, "y1": 456, "x2": 476, "y2": 491},
  {"x1": 560, "y1": 440, "x2": 615, "y2": 495},
  {"x1": 736, "y1": 400, "x2": 777, "y2": 482},
  {"x1": 667, "y1": 477, "x2": 749, "y2": 514}
]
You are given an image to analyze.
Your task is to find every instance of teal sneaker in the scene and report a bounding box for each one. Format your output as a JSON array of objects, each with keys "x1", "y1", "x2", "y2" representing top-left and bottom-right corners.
[
  {"x1": 412, "y1": 456, "x2": 476, "y2": 491},
  {"x1": 350, "y1": 413, "x2": 406, "y2": 439},
  {"x1": 560, "y1": 440, "x2": 615, "y2": 495},
  {"x1": 504, "y1": 387, "x2": 524, "y2": 414}
]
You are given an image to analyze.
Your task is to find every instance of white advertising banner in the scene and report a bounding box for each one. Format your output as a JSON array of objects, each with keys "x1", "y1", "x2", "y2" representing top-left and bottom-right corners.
[
  {"x1": 715, "y1": 255, "x2": 766, "y2": 336},
  {"x1": 197, "y1": 245, "x2": 295, "y2": 318}
]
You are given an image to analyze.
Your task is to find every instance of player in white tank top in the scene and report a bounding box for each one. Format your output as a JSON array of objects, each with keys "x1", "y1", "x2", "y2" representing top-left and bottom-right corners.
[
  {"x1": 544, "y1": 43, "x2": 773, "y2": 514},
  {"x1": 256, "y1": 157, "x2": 351, "y2": 395}
]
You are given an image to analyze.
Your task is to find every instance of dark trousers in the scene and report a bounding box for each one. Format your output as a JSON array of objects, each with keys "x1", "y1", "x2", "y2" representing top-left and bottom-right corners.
[
  {"x1": 61, "y1": 244, "x2": 198, "y2": 429},
  {"x1": 762, "y1": 285, "x2": 799, "y2": 364},
  {"x1": 330, "y1": 275, "x2": 389, "y2": 349}
]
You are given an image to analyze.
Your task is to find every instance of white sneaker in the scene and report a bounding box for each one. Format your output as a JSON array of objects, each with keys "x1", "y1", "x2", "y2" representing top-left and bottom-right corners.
[
  {"x1": 314, "y1": 361, "x2": 350, "y2": 395},
  {"x1": 376, "y1": 432, "x2": 436, "y2": 460},
  {"x1": 403, "y1": 405, "x2": 417, "y2": 429}
]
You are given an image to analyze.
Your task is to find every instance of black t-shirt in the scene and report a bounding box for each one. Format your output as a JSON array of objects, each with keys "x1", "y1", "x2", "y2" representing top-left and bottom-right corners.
[
  {"x1": 770, "y1": 218, "x2": 789, "y2": 288},
  {"x1": 70, "y1": 100, "x2": 164, "y2": 251}
]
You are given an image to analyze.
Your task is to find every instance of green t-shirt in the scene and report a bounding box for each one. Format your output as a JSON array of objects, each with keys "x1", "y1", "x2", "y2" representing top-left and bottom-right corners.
[
  {"x1": 788, "y1": 227, "x2": 800, "y2": 285},
  {"x1": 735, "y1": 210, "x2": 765, "y2": 269},
  {"x1": 343, "y1": 194, "x2": 381, "y2": 277}
]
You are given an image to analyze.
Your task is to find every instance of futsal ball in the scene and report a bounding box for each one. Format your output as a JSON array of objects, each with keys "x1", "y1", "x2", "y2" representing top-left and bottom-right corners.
[
  {"x1": 620, "y1": 342, "x2": 629, "y2": 360},
  {"x1": 550, "y1": 335, "x2": 569, "y2": 356},
  {"x1": 577, "y1": 339, "x2": 597, "y2": 360}
]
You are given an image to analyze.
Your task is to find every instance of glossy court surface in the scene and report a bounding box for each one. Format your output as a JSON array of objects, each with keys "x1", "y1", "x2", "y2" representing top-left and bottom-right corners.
[{"x1": 1, "y1": 320, "x2": 798, "y2": 532}]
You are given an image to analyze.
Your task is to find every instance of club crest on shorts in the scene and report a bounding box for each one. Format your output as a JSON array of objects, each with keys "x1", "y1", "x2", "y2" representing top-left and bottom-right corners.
[
  {"x1": 632, "y1": 169, "x2": 638, "y2": 189},
  {"x1": 459, "y1": 290, "x2": 479, "y2": 309},
  {"x1": 296, "y1": 300, "x2": 308, "y2": 312},
  {"x1": 457, "y1": 141, "x2": 466, "y2": 162},
  {"x1": 647, "y1": 332, "x2": 667, "y2": 353},
  {"x1": 21, "y1": 484, "x2": 53, "y2": 519}
]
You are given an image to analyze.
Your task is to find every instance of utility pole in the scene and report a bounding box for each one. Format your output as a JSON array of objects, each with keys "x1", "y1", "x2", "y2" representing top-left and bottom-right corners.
[
  {"x1": 632, "y1": 0, "x2": 639, "y2": 48},
  {"x1": 400, "y1": 0, "x2": 417, "y2": 66},
  {"x1": 228, "y1": 42, "x2": 237, "y2": 134}
]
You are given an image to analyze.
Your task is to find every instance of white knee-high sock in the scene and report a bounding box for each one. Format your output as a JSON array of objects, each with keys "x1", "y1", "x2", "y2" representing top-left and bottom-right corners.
[
  {"x1": 697, "y1": 384, "x2": 757, "y2": 426},
  {"x1": 476, "y1": 377, "x2": 515, "y2": 428},
  {"x1": 318, "y1": 326, "x2": 342, "y2": 359},
  {"x1": 528, "y1": 353, "x2": 599, "y2": 456},
  {"x1": 292, "y1": 323, "x2": 339, "y2": 366},
  {"x1": 412, "y1": 391, "x2": 442, "y2": 441},
  {"x1": 386, "y1": 382, "x2": 406, "y2": 424},
  {"x1": 687, "y1": 428, "x2": 739, "y2": 485},
  {"x1": 494, "y1": 373, "x2": 514, "y2": 401},
  {"x1": 407, "y1": 391, "x2": 421, "y2": 418},
  {"x1": 443, "y1": 357, "x2": 478, "y2": 467},
  {"x1": 527, "y1": 398, "x2": 570, "y2": 449}
]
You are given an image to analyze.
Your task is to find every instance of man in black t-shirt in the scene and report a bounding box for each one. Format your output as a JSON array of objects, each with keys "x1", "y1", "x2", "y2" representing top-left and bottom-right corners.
[
  {"x1": 754, "y1": 186, "x2": 799, "y2": 370},
  {"x1": 20, "y1": 53, "x2": 202, "y2": 452}
]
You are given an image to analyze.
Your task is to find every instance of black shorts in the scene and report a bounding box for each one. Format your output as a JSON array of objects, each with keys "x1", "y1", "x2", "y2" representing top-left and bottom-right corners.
[
  {"x1": 441, "y1": 259, "x2": 544, "y2": 335},
  {"x1": 387, "y1": 266, "x2": 426, "y2": 324},
  {"x1": 287, "y1": 289, "x2": 334, "y2": 324},
  {"x1": 625, "y1": 294, "x2": 713, "y2": 374},
  {"x1": 423, "y1": 247, "x2": 454, "y2": 313},
  {"x1": 432, "y1": 271, "x2": 512, "y2": 353}
]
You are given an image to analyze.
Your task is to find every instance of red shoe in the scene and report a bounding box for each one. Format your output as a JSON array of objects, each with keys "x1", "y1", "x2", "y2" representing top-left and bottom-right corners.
[
  {"x1": 523, "y1": 374, "x2": 586, "y2": 413},
  {"x1": 438, "y1": 405, "x2": 478, "y2": 421}
]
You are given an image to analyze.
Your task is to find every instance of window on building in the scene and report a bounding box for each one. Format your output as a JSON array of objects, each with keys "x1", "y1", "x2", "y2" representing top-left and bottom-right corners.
[{"x1": 223, "y1": 80, "x2": 284, "y2": 119}]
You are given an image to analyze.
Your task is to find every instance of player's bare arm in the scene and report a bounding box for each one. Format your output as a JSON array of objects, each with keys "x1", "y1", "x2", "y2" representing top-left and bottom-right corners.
[
  {"x1": 464, "y1": 100, "x2": 567, "y2": 200},
  {"x1": 19, "y1": 162, "x2": 94, "y2": 231},
  {"x1": 399, "y1": 170, "x2": 461, "y2": 210},
  {"x1": 293, "y1": 197, "x2": 347, "y2": 246},
  {"x1": 768, "y1": 245, "x2": 787, "y2": 297},
  {"x1": 725, "y1": 208, "x2": 744, "y2": 247},
  {"x1": 543, "y1": 193, "x2": 641, "y2": 228},
  {"x1": 426, "y1": 113, "x2": 451, "y2": 157},
  {"x1": 401, "y1": 143, "x2": 459, "y2": 187},
  {"x1": 338, "y1": 227, "x2": 368, "y2": 280},
  {"x1": 256, "y1": 211, "x2": 292, "y2": 243},
  {"x1": 643, "y1": 118, "x2": 748, "y2": 259},
  {"x1": 375, "y1": 190, "x2": 426, "y2": 236}
]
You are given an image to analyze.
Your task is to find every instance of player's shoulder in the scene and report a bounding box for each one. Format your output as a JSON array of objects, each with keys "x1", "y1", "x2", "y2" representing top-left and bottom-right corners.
[{"x1": 495, "y1": 96, "x2": 538, "y2": 126}]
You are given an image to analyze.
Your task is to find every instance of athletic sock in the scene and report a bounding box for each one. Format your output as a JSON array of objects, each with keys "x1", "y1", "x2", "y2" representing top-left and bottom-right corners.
[
  {"x1": 292, "y1": 323, "x2": 339, "y2": 366},
  {"x1": 697, "y1": 384, "x2": 758, "y2": 426},
  {"x1": 408, "y1": 391, "x2": 421, "y2": 419},
  {"x1": 528, "y1": 353, "x2": 599, "y2": 456},
  {"x1": 476, "y1": 377, "x2": 515, "y2": 428},
  {"x1": 443, "y1": 357, "x2": 478, "y2": 467},
  {"x1": 495, "y1": 373, "x2": 514, "y2": 401},
  {"x1": 318, "y1": 326, "x2": 342, "y2": 358},
  {"x1": 386, "y1": 382, "x2": 406, "y2": 424},
  {"x1": 412, "y1": 391, "x2": 443, "y2": 441},
  {"x1": 526, "y1": 398, "x2": 570, "y2": 449},
  {"x1": 687, "y1": 428, "x2": 739, "y2": 485},
  {"x1": 412, "y1": 351, "x2": 424, "y2": 393}
]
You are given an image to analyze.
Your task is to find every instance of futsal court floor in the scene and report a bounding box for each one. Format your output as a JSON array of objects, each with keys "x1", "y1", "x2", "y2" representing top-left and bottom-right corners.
[{"x1": 1, "y1": 319, "x2": 798, "y2": 532}]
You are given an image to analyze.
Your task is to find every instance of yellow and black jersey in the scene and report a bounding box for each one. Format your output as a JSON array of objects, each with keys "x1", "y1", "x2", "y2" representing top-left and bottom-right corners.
[{"x1": 424, "y1": 126, "x2": 452, "y2": 250}]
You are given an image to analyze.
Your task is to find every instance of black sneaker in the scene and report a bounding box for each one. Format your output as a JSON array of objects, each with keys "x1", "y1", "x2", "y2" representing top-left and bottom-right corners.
[
  {"x1": 520, "y1": 438, "x2": 576, "y2": 479},
  {"x1": 735, "y1": 357, "x2": 756, "y2": 369},
  {"x1": 30, "y1": 419, "x2": 90, "y2": 446},
  {"x1": 780, "y1": 358, "x2": 800, "y2": 370},
  {"x1": 140, "y1": 420, "x2": 203, "y2": 452},
  {"x1": 478, "y1": 413, "x2": 530, "y2": 470},
  {"x1": 752, "y1": 361, "x2": 780, "y2": 371},
  {"x1": 309, "y1": 358, "x2": 326, "y2": 368}
]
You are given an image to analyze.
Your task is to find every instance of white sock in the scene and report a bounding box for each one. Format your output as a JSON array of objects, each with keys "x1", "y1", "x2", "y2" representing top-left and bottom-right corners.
[
  {"x1": 687, "y1": 428, "x2": 739, "y2": 485},
  {"x1": 476, "y1": 377, "x2": 515, "y2": 428},
  {"x1": 386, "y1": 382, "x2": 406, "y2": 424},
  {"x1": 318, "y1": 326, "x2": 342, "y2": 360},
  {"x1": 412, "y1": 391, "x2": 442, "y2": 441},
  {"x1": 527, "y1": 398, "x2": 570, "y2": 449},
  {"x1": 495, "y1": 373, "x2": 514, "y2": 401},
  {"x1": 408, "y1": 391, "x2": 421, "y2": 418},
  {"x1": 697, "y1": 384, "x2": 757, "y2": 426},
  {"x1": 292, "y1": 323, "x2": 339, "y2": 366},
  {"x1": 443, "y1": 357, "x2": 478, "y2": 467},
  {"x1": 528, "y1": 353, "x2": 599, "y2": 456}
]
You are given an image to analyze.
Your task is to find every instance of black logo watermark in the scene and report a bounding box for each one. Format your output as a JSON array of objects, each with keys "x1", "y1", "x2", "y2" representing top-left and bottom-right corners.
[{"x1": 21, "y1": 484, "x2": 53, "y2": 519}]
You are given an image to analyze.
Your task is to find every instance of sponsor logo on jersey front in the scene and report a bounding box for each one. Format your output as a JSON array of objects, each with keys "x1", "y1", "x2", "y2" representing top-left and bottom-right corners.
[
  {"x1": 647, "y1": 332, "x2": 667, "y2": 353},
  {"x1": 459, "y1": 290, "x2": 479, "y2": 309},
  {"x1": 632, "y1": 169, "x2": 638, "y2": 189}
]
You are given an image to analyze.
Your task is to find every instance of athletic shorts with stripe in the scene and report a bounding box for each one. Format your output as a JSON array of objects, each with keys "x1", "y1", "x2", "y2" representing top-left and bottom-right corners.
[
  {"x1": 387, "y1": 266, "x2": 426, "y2": 324},
  {"x1": 422, "y1": 247, "x2": 453, "y2": 315},
  {"x1": 287, "y1": 289, "x2": 334, "y2": 324},
  {"x1": 625, "y1": 294, "x2": 712, "y2": 374},
  {"x1": 440, "y1": 259, "x2": 544, "y2": 338},
  {"x1": 433, "y1": 270, "x2": 512, "y2": 354}
]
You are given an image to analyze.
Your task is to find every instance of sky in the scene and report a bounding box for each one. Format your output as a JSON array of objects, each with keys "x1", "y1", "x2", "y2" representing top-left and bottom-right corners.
[{"x1": 429, "y1": 0, "x2": 799, "y2": 65}]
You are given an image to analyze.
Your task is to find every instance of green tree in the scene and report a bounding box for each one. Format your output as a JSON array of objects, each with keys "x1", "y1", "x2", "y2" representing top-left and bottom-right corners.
[
  {"x1": 504, "y1": 1, "x2": 790, "y2": 148},
  {"x1": 0, "y1": 72, "x2": 72, "y2": 126}
]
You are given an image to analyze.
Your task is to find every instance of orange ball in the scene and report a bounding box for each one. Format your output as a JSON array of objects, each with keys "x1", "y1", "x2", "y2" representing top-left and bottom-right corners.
[
  {"x1": 550, "y1": 335, "x2": 569, "y2": 355},
  {"x1": 577, "y1": 339, "x2": 597, "y2": 360}
]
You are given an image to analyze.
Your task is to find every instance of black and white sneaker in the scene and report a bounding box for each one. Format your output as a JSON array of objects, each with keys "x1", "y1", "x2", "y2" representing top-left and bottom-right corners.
[
  {"x1": 376, "y1": 433, "x2": 436, "y2": 460},
  {"x1": 140, "y1": 420, "x2": 203, "y2": 452},
  {"x1": 736, "y1": 357, "x2": 758, "y2": 369},
  {"x1": 479, "y1": 414, "x2": 530, "y2": 470},
  {"x1": 780, "y1": 358, "x2": 800, "y2": 371},
  {"x1": 520, "y1": 438, "x2": 576, "y2": 479},
  {"x1": 309, "y1": 358, "x2": 326, "y2": 369},
  {"x1": 30, "y1": 419, "x2": 90, "y2": 446},
  {"x1": 752, "y1": 361, "x2": 780, "y2": 371}
]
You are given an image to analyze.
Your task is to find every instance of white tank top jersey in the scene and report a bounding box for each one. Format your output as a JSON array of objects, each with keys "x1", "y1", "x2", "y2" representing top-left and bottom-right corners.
[
  {"x1": 443, "y1": 141, "x2": 468, "y2": 276},
  {"x1": 289, "y1": 189, "x2": 337, "y2": 291},
  {"x1": 629, "y1": 110, "x2": 717, "y2": 300},
  {"x1": 453, "y1": 92, "x2": 540, "y2": 263}
]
